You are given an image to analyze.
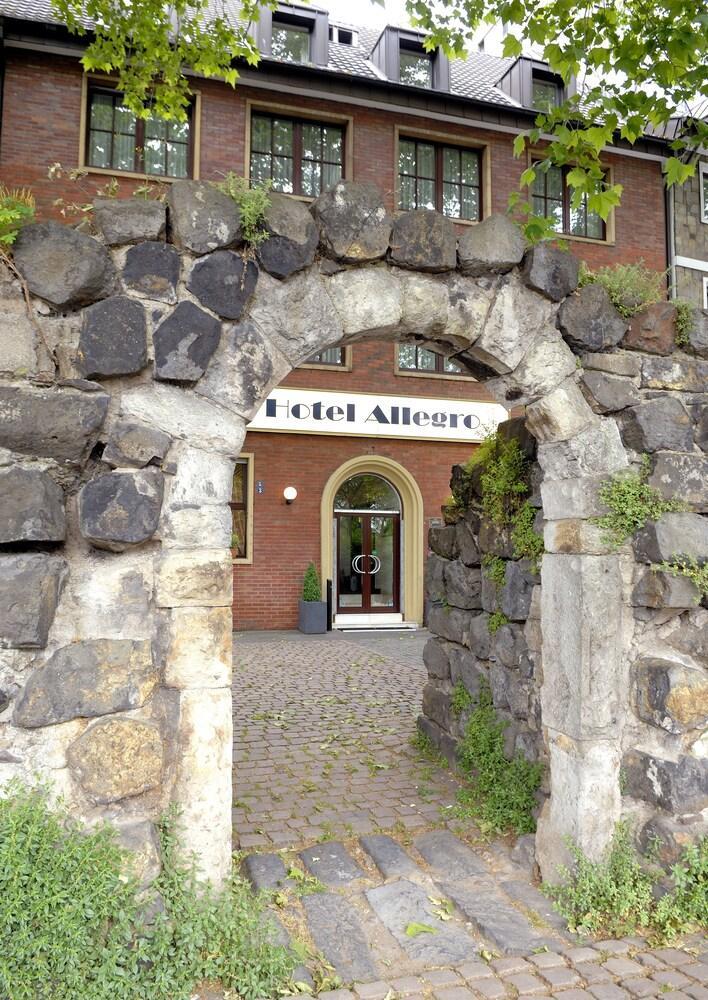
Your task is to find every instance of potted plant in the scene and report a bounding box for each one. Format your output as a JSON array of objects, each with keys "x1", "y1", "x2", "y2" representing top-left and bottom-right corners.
[{"x1": 298, "y1": 562, "x2": 328, "y2": 634}]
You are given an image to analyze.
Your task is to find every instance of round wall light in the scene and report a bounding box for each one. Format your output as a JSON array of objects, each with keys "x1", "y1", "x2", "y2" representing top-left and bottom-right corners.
[{"x1": 283, "y1": 486, "x2": 298, "y2": 504}]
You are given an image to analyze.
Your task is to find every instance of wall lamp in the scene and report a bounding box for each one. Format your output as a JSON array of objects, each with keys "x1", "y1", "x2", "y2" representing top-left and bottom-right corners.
[{"x1": 283, "y1": 486, "x2": 298, "y2": 504}]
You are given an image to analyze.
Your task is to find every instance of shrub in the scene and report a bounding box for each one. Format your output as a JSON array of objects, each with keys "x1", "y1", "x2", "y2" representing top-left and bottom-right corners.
[
  {"x1": 214, "y1": 172, "x2": 271, "y2": 247},
  {"x1": 0, "y1": 781, "x2": 294, "y2": 1000},
  {"x1": 451, "y1": 679, "x2": 474, "y2": 717},
  {"x1": 455, "y1": 681, "x2": 542, "y2": 836},
  {"x1": 673, "y1": 299, "x2": 696, "y2": 347},
  {"x1": 302, "y1": 562, "x2": 321, "y2": 602},
  {"x1": 0, "y1": 186, "x2": 35, "y2": 248},
  {"x1": 593, "y1": 457, "x2": 685, "y2": 548},
  {"x1": 545, "y1": 824, "x2": 707, "y2": 942},
  {"x1": 578, "y1": 260, "x2": 663, "y2": 318}
]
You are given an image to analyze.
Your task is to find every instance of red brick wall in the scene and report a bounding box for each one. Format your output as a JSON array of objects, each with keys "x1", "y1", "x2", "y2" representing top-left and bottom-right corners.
[
  {"x1": 233, "y1": 429, "x2": 475, "y2": 632},
  {"x1": 0, "y1": 50, "x2": 667, "y2": 274}
]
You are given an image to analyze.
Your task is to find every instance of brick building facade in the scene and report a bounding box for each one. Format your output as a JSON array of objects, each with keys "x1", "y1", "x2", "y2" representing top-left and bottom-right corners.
[{"x1": 0, "y1": 1, "x2": 674, "y2": 630}]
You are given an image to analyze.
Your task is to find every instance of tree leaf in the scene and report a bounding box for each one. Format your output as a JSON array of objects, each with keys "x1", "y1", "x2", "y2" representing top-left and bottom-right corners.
[{"x1": 405, "y1": 921, "x2": 438, "y2": 937}]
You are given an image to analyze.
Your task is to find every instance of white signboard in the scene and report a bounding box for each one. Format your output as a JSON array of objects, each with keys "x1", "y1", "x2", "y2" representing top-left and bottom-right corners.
[{"x1": 247, "y1": 388, "x2": 507, "y2": 443}]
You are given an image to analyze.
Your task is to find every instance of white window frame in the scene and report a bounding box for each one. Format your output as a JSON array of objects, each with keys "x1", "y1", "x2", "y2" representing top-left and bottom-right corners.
[
  {"x1": 700, "y1": 161, "x2": 708, "y2": 225},
  {"x1": 703, "y1": 275, "x2": 708, "y2": 309}
]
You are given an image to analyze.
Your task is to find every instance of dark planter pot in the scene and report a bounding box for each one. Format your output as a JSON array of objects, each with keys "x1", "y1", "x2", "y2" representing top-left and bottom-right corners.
[{"x1": 298, "y1": 599, "x2": 328, "y2": 634}]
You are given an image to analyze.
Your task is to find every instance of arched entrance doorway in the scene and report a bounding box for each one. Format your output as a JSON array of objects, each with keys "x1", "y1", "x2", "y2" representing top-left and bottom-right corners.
[{"x1": 320, "y1": 456, "x2": 425, "y2": 625}]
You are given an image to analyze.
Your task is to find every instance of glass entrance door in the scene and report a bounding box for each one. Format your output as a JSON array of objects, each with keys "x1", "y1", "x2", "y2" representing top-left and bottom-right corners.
[{"x1": 336, "y1": 512, "x2": 400, "y2": 614}]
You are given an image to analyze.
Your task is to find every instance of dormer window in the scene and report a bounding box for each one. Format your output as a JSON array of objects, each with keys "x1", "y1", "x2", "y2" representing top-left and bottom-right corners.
[
  {"x1": 399, "y1": 46, "x2": 432, "y2": 87},
  {"x1": 532, "y1": 72, "x2": 561, "y2": 111},
  {"x1": 329, "y1": 25, "x2": 356, "y2": 45},
  {"x1": 272, "y1": 21, "x2": 311, "y2": 63}
]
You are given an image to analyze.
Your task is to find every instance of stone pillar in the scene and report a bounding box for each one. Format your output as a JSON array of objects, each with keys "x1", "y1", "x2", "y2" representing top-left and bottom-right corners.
[{"x1": 157, "y1": 444, "x2": 239, "y2": 886}]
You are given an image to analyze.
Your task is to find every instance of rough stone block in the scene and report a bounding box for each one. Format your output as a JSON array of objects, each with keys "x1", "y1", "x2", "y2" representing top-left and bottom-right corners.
[
  {"x1": 633, "y1": 513, "x2": 708, "y2": 563},
  {"x1": 581, "y1": 352, "x2": 641, "y2": 377},
  {"x1": 241, "y1": 852, "x2": 291, "y2": 891},
  {"x1": 423, "y1": 636, "x2": 452, "y2": 680},
  {"x1": 468, "y1": 275, "x2": 556, "y2": 375},
  {"x1": 697, "y1": 404, "x2": 708, "y2": 453},
  {"x1": 302, "y1": 892, "x2": 378, "y2": 982},
  {"x1": 249, "y1": 269, "x2": 343, "y2": 365},
  {"x1": 639, "y1": 814, "x2": 707, "y2": 867},
  {"x1": 491, "y1": 622, "x2": 527, "y2": 668},
  {"x1": 257, "y1": 191, "x2": 318, "y2": 279},
  {"x1": 0, "y1": 385, "x2": 109, "y2": 464},
  {"x1": 0, "y1": 467, "x2": 65, "y2": 543},
  {"x1": 115, "y1": 819, "x2": 162, "y2": 888},
  {"x1": 425, "y1": 554, "x2": 447, "y2": 604},
  {"x1": 155, "y1": 550, "x2": 233, "y2": 607},
  {"x1": 0, "y1": 262, "x2": 39, "y2": 373},
  {"x1": 426, "y1": 605, "x2": 473, "y2": 646},
  {"x1": 77, "y1": 295, "x2": 147, "y2": 378},
  {"x1": 327, "y1": 267, "x2": 402, "y2": 338},
  {"x1": 623, "y1": 302, "x2": 677, "y2": 355},
  {"x1": 649, "y1": 452, "x2": 708, "y2": 509},
  {"x1": 544, "y1": 519, "x2": 614, "y2": 555},
  {"x1": 540, "y1": 477, "x2": 608, "y2": 520},
  {"x1": 167, "y1": 180, "x2": 241, "y2": 254},
  {"x1": 457, "y1": 214, "x2": 526, "y2": 276},
  {"x1": 581, "y1": 371, "x2": 640, "y2": 413},
  {"x1": 79, "y1": 468, "x2": 164, "y2": 551},
  {"x1": 153, "y1": 300, "x2": 222, "y2": 383},
  {"x1": 559, "y1": 285, "x2": 627, "y2": 353},
  {"x1": 687, "y1": 307, "x2": 708, "y2": 358},
  {"x1": 448, "y1": 646, "x2": 485, "y2": 693},
  {"x1": 123, "y1": 241, "x2": 180, "y2": 303},
  {"x1": 13, "y1": 221, "x2": 116, "y2": 308},
  {"x1": 488, "y1": 333, "x2": 577, "y2": 407},
  {"x1": 68, "y1": 717, "x2": 164, "y2": 803},
  {"x1": 159, "y1": 504, "x2": 232, "y2": 550},
  {"x1": 468, "y1": 612, "x2": 492, "y2": 658},
  {"x1": 94, "y1": 197, "x2": 166, "y2": 245},
  {"x1": 422, "y1": 681, "x2": 451, "y2": 730},
  {"x1": 541, "y1": 553, "x2": 625, "y2": 740},
  {"x1": 500, "y1": 560, "x2": 539, "y2": 621},
  {"x1": 399, "y1": 272, "x2": 450, "y2": 337},
  {"x1": 310, "y1": 180, "x2": 392, "y2": 263},
  {"x1": 522, "y1": 244, "x2": 579, "y2": 302},
  {"x1": 359, "y1": 834, "x2": 418, "y2": 878},
  {"x1": 440, "y1": 881, "x2": 554, "y2": 956},
  {"x1": 414, "y1": 829, "x2": 489, "y2": 878},
  {"x1": 102, "y1": 421, "x2": 171, "y2": 469},
  {"x1": 0, "y1": 554, "x2": 66, "y2": 648},
  {"x1": 165, "y1": 607, "x2": 232, "y2": 688},
  {"x1": 479, "y1": 520, "x2": 515, "y2": 558},
  {"x1": 13, "y1": 638, "x2": 156, "y2": 728},
  {"x1": 429, "y1": 525, "x2": 459, "y2": 561},
  {"x1": 618, "y1": 397, "x2": 693, "y2": 453},
  {"x1": 300, "y1": 842, "x2": 365, "y2": 886},
  {"x1": 187, "y1": 251, "x2": 258, "y2": 320},
  {"x1": 633, "y1": 657, "x2": 708, "y2": 733},
  {"x1": 622, "y1": 749, "x2": 707, "y2": 813},
  {"x1": 631, "y1": 568, "x2": 701, "y2": 609},
  {"x1": 121, "y1": 383, "x2": 246, "y2": 456},
  {"x1": 526, "y1": 381, "x2": 596, "y2": 443},
  {"x1": 641, "y1": 356, "x2": 708, "y2": 392},
  {"x1": 366, "y1": 879, "x2": 476, "y2": 964},
  {"x1": 537, "y1": 420, "x2": 628, "y2": 480},
  {"x1": 456, "y1": 516, "x2": 481, "y2": 566},
  {"x1": 389, "y1": 209, "x2": 456, "y2": 272},
  {"x1": 444, "y1": 273, "x2": 496, "y2": 349},
  {"x1": 444, "y1": 561, "x2": 483, "y2": 610}
]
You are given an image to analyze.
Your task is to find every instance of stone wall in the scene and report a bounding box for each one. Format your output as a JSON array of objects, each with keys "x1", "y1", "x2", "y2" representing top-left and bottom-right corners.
[
  {"x1": 0, "y1": 179, "x2": 704, "y2": 885},
  {"x1": 673, "y1": 153, "x2": 708, "y2": 307},
  {"x1": 422, "y1": 295, "x2": 708, "y2": 873}
]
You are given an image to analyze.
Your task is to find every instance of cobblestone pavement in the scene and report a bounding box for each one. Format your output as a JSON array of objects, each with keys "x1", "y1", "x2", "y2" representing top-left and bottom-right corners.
[
  {"x1": 228, "y1": 631, "x2": 706, "y2": 1000},
  {"x1": 232, "y1": 629, "x2": 460, "y2": 850}
]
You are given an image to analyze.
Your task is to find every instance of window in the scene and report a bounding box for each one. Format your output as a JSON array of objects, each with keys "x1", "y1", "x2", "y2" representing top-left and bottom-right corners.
[
  {"x1": 329, "y1": 25, "x2": 356, "y2": 45},
  {"x1": 305, "y1": 347, "x2": 346, "y2": 366},
  {"x1": 531, "y1": 162, "x2": 605, "y2": 240},
  {"x1": 703, "y1": 276, "x2": 708, "y2": 309},
  {"x1": 532, "y1": 75, "x2": 561, "y2": 111},
  {"x1": 398, "y1": 344, "x2": 463, "y2": 375},
  {"x1": 231, "y1": 457, "x2": 252, "y2": 561},
  {"x1": 700, "y1": 161, "x2": 708, "y2": 224},
  {"x1": 87, "y1": 88, "x2": 191, "y2": 178},
  {"x1": 399, "y1": 48, "x2": 432, "y2": 87},
  {"x1": 399, "y1": 137, "x2": 481, "y2": 221},
  {"x1": 250, "y1": 113, "x2": 344, "y2": 197},
  {"x1": 271, "y1": 21, "x2": 310, "y2": 62}
]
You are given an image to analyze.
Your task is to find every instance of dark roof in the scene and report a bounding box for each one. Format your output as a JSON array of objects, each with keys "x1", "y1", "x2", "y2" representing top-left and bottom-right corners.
[{"x1": 0, "y1": 0, "x2": 518, "y2": 108}]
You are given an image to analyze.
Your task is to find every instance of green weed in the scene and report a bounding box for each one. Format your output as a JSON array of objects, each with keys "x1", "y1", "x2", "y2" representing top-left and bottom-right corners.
[{"x1": 593, "y1": 456, "x2": 684, "y2": 548}]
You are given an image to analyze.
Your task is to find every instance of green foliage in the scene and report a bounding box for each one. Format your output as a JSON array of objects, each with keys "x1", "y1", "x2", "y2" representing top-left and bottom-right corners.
[
  {"x1": 488, "y1": 610, "x2": 510, "y2": 635},
  {"x1": 410, "y1": 727, "x2": 449, "y2": 769},
  {"x1": 511, "y1": 501, "x2": 544, "y2": 572},
  {"x1": 578, "y1": 260, "x2": 664, "y2": 319},
  {"x1": 455, "y1": 681, "x2": 542, "y2": 836},
  {"x1": 478, "y1": 435, "x2": 529, "y2": 527},
  {"x1": 408, "y1": 0, "x2": 707, "y2": 241},
  {"x1": 302, "y1": 562, "x2": 322, "y2": 602},
  {"x1": 673, "y1": 299, "x2": 696, "y2": 347},
  {"x1": 214, "y1": 173, "x2": 271, "y2": 247},
  {"x1": 545, "y1": 824, "x2": 707, "y2": 941},
  {"x1": 593, "y1": 457, "x2": 685, "y2": 548},
  {"x1": 0, "y1": 186, "x2": 35, "y2": 248},
  {"x1": 51, "y1": 0, "x2": 272, "y2": 121},
  {"x1": 0, "y1": 782, "x2": 294, "y2": 1000},
  {"x1": 653, "y1": 555, "x2": 708, "y2": 598},
  {"x1": 451, "y1": 680, "x2": 474, "y2": 717},
  {"x1": 482, "y1": 553, "x2": 507, "y2": 589}
]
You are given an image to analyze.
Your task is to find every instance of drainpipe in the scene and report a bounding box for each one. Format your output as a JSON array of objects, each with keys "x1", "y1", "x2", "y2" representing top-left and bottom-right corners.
[
  {"x1": 666, "y1": 180, "x2": 677, "y2": 299},
  {"x1": 0, "y1": 19, "x2": 5, "y2": 163}
]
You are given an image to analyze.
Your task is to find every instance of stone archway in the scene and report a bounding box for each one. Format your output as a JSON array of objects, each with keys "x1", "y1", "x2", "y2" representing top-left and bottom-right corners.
[{"x1": 1, "y1": 180, "x2": 702, "y2": 888}]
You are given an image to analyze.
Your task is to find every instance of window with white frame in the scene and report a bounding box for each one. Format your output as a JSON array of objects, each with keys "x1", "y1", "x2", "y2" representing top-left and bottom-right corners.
[
  {"x1": 703, "y1": 275, "x2": 708, "y2": 309},
  {"x1": 700, "y1": 161, "x2": 708, "y2": 224}
]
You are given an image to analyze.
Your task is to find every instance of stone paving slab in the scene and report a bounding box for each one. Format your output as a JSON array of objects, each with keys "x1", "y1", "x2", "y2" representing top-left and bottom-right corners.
[
  {"x1": 300, "y1": 842, "x2": 366, "y2": 886},
  {"x1": 241, "y1": 852, "x2": 292, "y2": 892},
  {"x1": 302, "y1": 892, "x2": 379, "y2": 983},
  {"x1": 366, "y1": 879, "x2": 479, "y2": 965},
  {"x1": 439, "y1": 879, "x2": 560, "y2": 956},
  {"x1": 414, "y1": 829, "x2": 490, "y2": 879},
  {"x1": 360, "y1": 834, "x2": 420, "y2": 878}
]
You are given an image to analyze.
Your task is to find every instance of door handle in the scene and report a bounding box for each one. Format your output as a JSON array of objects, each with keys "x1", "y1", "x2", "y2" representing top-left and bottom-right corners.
[
  {"x1": 368, "y1": 554, "x2": 381, "y2": 575},
  {"x1": 351, "y1": 554, "x2": 365, "y2": 574}
]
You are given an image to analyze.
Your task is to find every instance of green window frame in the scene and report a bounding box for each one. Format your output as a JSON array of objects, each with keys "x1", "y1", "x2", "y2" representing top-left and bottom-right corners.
[
  {"x1": 398, "y1": 344, "x2": 463, "y2": 375},
  {"x1": 398, "y1": 137, "x2": 482, "y2": 221}
]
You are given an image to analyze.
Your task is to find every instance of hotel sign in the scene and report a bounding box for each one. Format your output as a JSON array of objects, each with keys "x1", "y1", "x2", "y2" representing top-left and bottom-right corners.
[{"x1": 247, "y1": 388, "x2": 508, "y2": 443}]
